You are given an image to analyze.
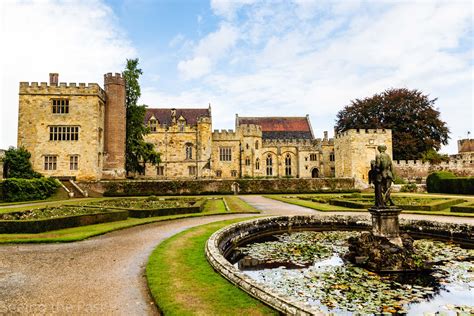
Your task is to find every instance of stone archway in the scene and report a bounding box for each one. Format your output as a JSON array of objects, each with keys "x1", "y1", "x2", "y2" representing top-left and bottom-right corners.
[{"x1": 311, "y1": 168, "x2": 319, "y2": 178}]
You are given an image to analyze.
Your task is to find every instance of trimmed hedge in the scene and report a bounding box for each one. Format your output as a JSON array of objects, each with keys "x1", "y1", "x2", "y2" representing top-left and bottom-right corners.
[
  {"x1": 329, "y1": 197, "x2": 465, "y2": 212},
  {"x1": 101, "y1": 178, "x2": 355, "y2": 196},
  {"x1": 1, "y1": 177, "x2": 60, "y2": 202},
  {"x1": 451, "y1": 202, "x2": 474, "y2": 214},
  {"x1": 0, "y1": 209, "x2": 128, "y2": 234},
  {"x1": 427, "y1": 172, "x2": 474, "y2": 195}
]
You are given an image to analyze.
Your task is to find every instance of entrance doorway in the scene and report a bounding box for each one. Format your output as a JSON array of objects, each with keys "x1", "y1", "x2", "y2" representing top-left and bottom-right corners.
[{"x1": 311, "y1": 168, "x2": 319, "y2": 178}]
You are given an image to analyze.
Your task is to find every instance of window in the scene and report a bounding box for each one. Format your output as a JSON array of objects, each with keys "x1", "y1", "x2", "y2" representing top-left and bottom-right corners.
[
  {"x1": 330, "y1": 152, "x2": 335, "y2": 162},
  {"x1": 331, "y1": 167, "x2": 335, "y2": 177},
  {"x1": 219, "y1": 147, "x2": 232, "y2": 161},
  {"x1": 231, "y1": 170, "x2": 237, "y2": 177},
  {"x1": 157, "y1": 166, "x2": 164, "y2": 176},
  {"x1": 52, "y1": 99, "x2": 69, "y2": 114},
  {"x1": 255, "y1": 140, "x2": 259, "y2": 149},
  {"x1": 188, "y1": 166, "x2": 197, "y2": 176},
  {"x1": 179, "y1": 121, "x2": 185, "y2": 132},
  {"x1": 285, "y1": 154, "x2": 291, "y2": 176},
  {"x1": 149, "y1": 119, "x2": 158, "y2": 132},
  {"x1": 49, "y1": 126, "x2": 79, "y2": 141},
  {"x1": 185, "y1": 144, "x2": 193, "y2": 160},
  {"x1": 255, "y1": 158, "x2": 260, "y2": 170},
  {"x1": 266, "y1": 154, "x2": 273, "y2": 176},
  {"x1": 246, "y1": 143, "x2": 249, "y2": 150},
  {"x1": 310, "y1": 153, "x2": 318, "y2": 161},
  {"x1": 245, "y1": 157, "x2": 250, "y2": 166},
  {"x1": 69, "y1": 155, "x2": 78, "y2": 170},
  {"x1": 216, "y1": 170, "x2": 222, "y2": 177},
  {"x1": 44, "y1": 156, "x2": 57, "y2": 170}
]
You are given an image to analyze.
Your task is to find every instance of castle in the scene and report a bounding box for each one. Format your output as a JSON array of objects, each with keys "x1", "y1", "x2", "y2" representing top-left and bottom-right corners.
[{"x1": 16, "y1": 72, "x2": 472, "y2": 184}]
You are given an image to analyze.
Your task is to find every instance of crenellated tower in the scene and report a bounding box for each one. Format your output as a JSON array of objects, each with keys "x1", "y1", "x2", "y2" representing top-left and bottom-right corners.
[{"x1": 103, "y1": 73, "x2": 126, "y2": 178}]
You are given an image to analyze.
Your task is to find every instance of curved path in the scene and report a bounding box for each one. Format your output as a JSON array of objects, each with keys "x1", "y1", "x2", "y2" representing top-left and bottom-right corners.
[{"x1": 0, "y1": 196, "x2": 471, "y2": 315}]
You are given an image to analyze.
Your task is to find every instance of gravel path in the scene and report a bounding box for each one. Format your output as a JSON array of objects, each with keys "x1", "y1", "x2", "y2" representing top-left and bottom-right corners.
[{"x1": 1, "y1": 196, "x2": 471, "y2": 315}]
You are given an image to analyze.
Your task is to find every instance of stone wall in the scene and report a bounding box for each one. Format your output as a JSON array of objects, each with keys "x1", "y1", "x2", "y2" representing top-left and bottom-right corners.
[
  {"x1": 394, "y1": 159, "x2": 474, "y2": 180},
  {"x1": 18, "y1": 81, "x2": 105, "y2": 181},
  {"x1": 80, "y1": 178, "x2": 355, "y2": 196}
]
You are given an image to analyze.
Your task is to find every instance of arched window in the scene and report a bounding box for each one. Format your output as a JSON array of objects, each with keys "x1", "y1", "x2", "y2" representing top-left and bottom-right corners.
[
  {"x1": 185, "y1": 143, "x2": 193, "y2": 160},
  {"x1": 245, "y1": 157, "x2": 250, "y2": 166},
  {"x1": 266, "y1": 154, "x2": 273, "y2": 176},
  {"x1": 285, "y1": 154, "x2": 291, "y2": 176},
  {"x1": 255, "y1": 158, "x2": 260, "y2": 170},
  {"x1": 255, "y1": 140, "x2": 259, "y2": 149}
]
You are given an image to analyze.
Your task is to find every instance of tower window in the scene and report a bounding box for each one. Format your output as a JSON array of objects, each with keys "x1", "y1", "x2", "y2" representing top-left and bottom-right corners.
[
  {"x1": 256, "y1": 158, "x2": 260, "y2": 170},
  {"x1": 245, "y1": 157, "x2": 250, "y2": 166},
  {"x1": 49, "y1": 126, "x2": 79, "y2": 141},
  {"x1": 157, "y1": 166, "x2": 164, "y2": 176},
  {"x1": 52, "y1": 99, "x2": 69, "y2": 114},
  {"x1": 330, "y1": 152, "x2": 335, "y2": 162},
  {"x1": 44, "y1": 155, "x2": 57, "y2": 170},
  {"x1": 310, "y1": 153, "x2": 317, "y2": 161},
  {"x1": 188, "y1": 166, "x2": 197, "y2": 176},
  {"x1": 219, "y1": 147, "x2": 232, "y2": 161},
  {"x1": 69, "y1": 155, "x2": 79, "y2": 170},
  {"x1": 185, "y1": 144, "x2": 193, "y2": 160},
  {"x1": 255, "y1": 140, "x2": 259, "y2": 149}
]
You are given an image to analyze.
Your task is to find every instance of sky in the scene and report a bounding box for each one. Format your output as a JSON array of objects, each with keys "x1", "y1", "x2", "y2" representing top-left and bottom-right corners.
[{"x1": 0, "y1": 0, "x2": 472, "y2": 154}]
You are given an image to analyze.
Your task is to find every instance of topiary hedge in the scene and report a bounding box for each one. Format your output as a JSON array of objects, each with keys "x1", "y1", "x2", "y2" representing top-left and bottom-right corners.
[
  {"x1": 1, "y1": 177, "x2": 60, "y2": 202},
  {"x1": 427, "y1": 172, "x2": 474, "y2": 195}
]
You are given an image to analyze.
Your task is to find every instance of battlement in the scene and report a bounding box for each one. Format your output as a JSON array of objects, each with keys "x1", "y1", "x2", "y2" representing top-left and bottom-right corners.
[
  {"x1": 104, "y1": 72, "x2": 125, "y2": 86},
  {"x1": 19, "y1": 81, "x2": 105, "y2": 99},
  {"x1": 212, "y1": 129, "x2": 238, "y2": 140},
  {"x1": 335, "y1": 128, "x2": 391, "y2": 139},
  {"x1": 394, "y1": 159, "x2": 469, "y2": 167}
]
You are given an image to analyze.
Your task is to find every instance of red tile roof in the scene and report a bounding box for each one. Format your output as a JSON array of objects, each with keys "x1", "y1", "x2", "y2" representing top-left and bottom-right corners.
[
  {"x1": 237, "y1": 116, "x2": 314, "y2": 139},
  {"x1": 145, "y1": 108, "x2": 210, "y2": 126}
]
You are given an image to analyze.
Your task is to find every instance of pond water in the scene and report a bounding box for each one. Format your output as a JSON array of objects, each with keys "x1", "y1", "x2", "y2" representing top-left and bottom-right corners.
[{"x1": 230, "y1": 231, "x2": 473, "y2": 315}]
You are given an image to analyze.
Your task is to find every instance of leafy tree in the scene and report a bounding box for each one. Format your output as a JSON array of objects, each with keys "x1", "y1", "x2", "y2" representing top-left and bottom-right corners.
[
  {"x1": 421, "y1": 148, "x2": 449, "y2": 165},
  {"x1": 335, "y1": 88, "x2": 450, "y2": 160},
  {"x1": 123, "y1": 58, "x2": 160, "y2": 175},
  {"x1": 2, "y1": 147, "x2": 42, "y2": 179}
]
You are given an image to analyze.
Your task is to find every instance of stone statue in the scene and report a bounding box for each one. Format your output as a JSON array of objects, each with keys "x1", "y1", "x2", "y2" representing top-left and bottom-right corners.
[{"x1": 370, "y1": 145, "x2": 394, "y2": 208}]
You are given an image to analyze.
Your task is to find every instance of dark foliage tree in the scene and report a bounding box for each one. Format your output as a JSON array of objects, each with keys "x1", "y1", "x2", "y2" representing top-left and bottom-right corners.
[
  {"x1": 123, "y1": 58, "x2": 160, "y2": 175},
  {"x1": 2, "y1": 147, "x2": 42, "y2": 179},
  {"x1": 335, "y1": 88, "x2": 450, "y2": 160}
]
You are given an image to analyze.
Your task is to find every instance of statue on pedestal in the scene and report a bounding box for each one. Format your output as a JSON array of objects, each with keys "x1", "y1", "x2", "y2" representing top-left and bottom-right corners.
[{"x1": 369, "y1": 145, "x2": 394, "y2": 208}]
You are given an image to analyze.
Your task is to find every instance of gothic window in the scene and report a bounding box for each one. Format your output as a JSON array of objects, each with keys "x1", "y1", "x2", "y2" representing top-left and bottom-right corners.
[
  {"x1": 157, "y1": 166, "x2": 164, "y2": 176},
  {"x1": 266, "y1": 154, "x2": 273, "y2": 176},
  {"x1": 255, "y1": 158, "x2": 260, "y2": 170},
  {"x1": 219, "y1": 147, "x2": 232, "y2": 161},
  {"x1": 216, "y1": 170, "x2": 222, "y2": 177},
  {"x1": 185, "y1": 143, "x2": 193, "y2": 160},
  {"x1": 149, "y1": 119, "x2": 158, "y2": 132},
  {"x1": 69, "y1": 155, "x2": 78, "y2": 170},
  {"x1": 245, "y1": 157, "x2": 250, "y2": 166},
  {"x1": 310, "y1": 153, "x2": 318, "y2": 161},
  {"x1": 51, "y1": 99, "x2": 69, "y2": 114},
  {"x1": 330, "y1": 152, "x2": 335, "y2": 162},
  {"x1": 285, "y1": 154, "x2": 291, "y2": 176},
  {"x1": 255, "y1": 140, "x2": 259, "y2": 149},
  {"x1": 49, "y1": 126, "x2": 79, "y2": 141},
  {"x1": 44, "y1": 155, "x2": 57, "y2": 170},
  {"x1": 188, "y1": 166, "x2": 197, "y2": 176},
  {"x1": 231, "y1": 170, "x2": 237, "y2": 177}
]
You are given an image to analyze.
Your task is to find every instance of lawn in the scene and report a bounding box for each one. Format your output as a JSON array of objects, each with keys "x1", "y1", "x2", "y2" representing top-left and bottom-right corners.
[
  {"x1": 146, "y1": 218, "x2": 277, "y2": 316},
  {"x1": 0, "y1": 196, "x2": 259, "y2": 243}
]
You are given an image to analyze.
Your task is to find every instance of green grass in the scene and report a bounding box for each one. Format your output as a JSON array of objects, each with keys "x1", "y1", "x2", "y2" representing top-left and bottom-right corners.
[
  {"x1": 0, "y1": 196, "x2": 260, "y2": 243},
  {"x1": 146, "y1": 218, "x2": 276, "y2": 316},
  {"x1": 203, "y1": 198, "x2": 227, "y2": 213},
  {"x1": 266, "y1": 194, "x2": 474, "y2": 217}
]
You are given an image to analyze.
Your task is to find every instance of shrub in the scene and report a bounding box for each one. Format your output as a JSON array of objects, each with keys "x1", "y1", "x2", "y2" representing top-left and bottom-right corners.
[
  {"x1": 2, "y1": 147, "x2": 42, "y2": 179},
  {"x1": 1, "y1": 177, "x2": 60, "y2": 202},
  {"x1": 427, "y1": 172, "x2": 474, "y2": 195},
  {"x1": 400, "y1": 183, "x2": 417, "y2": 193}
]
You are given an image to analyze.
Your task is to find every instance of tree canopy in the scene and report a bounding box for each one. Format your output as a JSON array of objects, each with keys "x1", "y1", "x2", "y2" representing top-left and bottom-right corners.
[
  {"x1": 123, "y1": 58, "x2": 160, "y2": 175},
  {"x1": 2, "y1": 147, "x2": 42, "y2": 179},
  {"x1": 335, "y1": 88, "x2": 450, "y2": 160}
]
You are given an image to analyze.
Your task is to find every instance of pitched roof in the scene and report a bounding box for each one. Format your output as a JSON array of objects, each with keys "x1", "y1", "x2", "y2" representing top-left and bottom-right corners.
[
  {"x1": 237, "y1": 116, "x2": 314, "y2": 140},
  {"x1": 145, "y1": 108, "x2": 211, "y2": 126}
]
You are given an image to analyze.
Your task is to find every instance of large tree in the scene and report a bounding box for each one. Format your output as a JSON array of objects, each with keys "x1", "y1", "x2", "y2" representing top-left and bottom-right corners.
[
  {"x1": 2, "y1": 147, "x2": 42, "y2": 179},
  {"x1": 123, "y1": 58, "x2": 160, "y2": 175},
  {"x1": 335, "y1": 88, "x2": 450, "y2": 160}
]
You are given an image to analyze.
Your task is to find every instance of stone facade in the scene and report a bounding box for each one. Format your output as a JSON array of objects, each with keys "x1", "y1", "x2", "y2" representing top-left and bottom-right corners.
[
  {"x1": 334, "y1": 129, "x2": 393, "y2": 184},
  {"x1": 0, "y1": 149, "x2": 5, "y2": 179},
  {"x1": 17, "y1": 73, "x2": 125, "y2": 181}
]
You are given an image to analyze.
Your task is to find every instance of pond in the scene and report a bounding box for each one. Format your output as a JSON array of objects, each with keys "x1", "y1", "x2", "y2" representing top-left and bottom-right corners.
[{"x1": 230, "y1": 231, "x2": 473, "y2": 315}]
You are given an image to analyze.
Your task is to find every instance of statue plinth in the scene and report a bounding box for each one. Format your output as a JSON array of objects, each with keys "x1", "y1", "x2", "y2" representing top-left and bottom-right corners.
[{"x1": 368, "y1": 207, "x2": 402, "y2": 246}]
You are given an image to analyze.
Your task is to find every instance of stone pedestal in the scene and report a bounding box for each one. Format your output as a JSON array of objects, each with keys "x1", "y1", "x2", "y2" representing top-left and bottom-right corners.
[{"x1": 368, "y1": 207, "x2": 402, "y2": 246}]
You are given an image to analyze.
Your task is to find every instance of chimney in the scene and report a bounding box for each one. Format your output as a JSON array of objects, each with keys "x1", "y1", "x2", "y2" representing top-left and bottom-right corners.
[{"x1": 49, "y1": 73, "x2": 59, "y2": 86}]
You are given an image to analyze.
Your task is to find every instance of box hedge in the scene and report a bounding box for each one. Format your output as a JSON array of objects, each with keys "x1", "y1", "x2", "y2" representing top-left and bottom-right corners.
[
  {"x1": 427, "y1": 172, "x2": 474, "y2": 195},
  {"x1": 1, "y1": 177, "x2": 60, "y2": 202}
]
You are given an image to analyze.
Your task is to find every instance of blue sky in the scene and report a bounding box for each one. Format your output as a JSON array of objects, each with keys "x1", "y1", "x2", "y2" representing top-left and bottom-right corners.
[{"x1": 1, "y1": 0, "x2": 473, "y2": 154}]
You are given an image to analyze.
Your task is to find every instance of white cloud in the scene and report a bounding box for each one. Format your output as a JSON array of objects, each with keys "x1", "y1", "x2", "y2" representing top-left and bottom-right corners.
[
  {"x1": 210, "y1": 0, "x2": 257, "y2": 19},
  {"x1": 177, "y1": 57, "x2": 212, "y2": 79},
  {"x1": 0, "y1": 0, "x2": 136, "y2": 149}
]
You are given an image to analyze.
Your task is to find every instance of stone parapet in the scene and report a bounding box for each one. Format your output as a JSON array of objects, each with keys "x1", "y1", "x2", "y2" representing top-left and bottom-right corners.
[{"x1": 19, "y1": 82, "x2": 106, "y2": 100}]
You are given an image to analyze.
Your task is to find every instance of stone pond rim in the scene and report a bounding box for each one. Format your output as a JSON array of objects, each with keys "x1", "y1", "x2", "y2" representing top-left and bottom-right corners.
[{"x1": 205, "y1": 215, "x2": 473, "y2": 315}]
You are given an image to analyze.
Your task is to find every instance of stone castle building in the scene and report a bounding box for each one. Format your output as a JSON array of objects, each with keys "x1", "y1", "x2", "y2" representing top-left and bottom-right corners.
[{"x1": 17, "y1": 72, "x2": 424, "y2": 184}]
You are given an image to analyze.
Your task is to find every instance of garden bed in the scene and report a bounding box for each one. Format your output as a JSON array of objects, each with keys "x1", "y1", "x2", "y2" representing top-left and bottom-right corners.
[
  {"x1": 451, "y1": 201, "x2": 474, "y2": 214},
  {"x1": 0, "y1": 206, "x2": 128, "y2": 233}
]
